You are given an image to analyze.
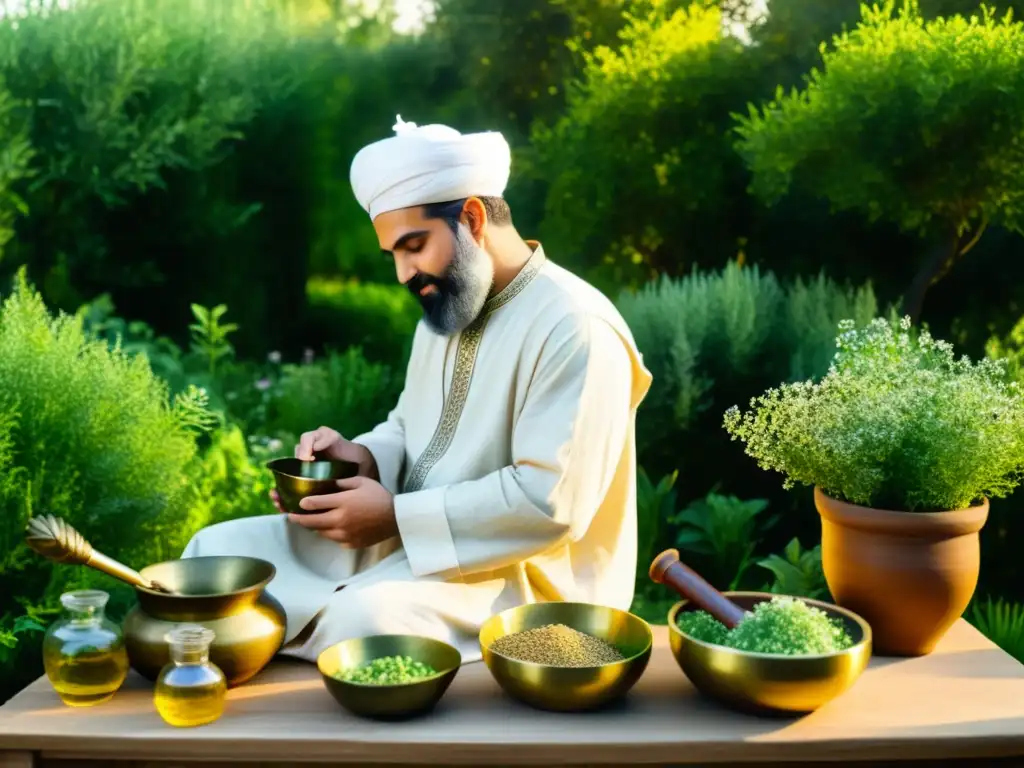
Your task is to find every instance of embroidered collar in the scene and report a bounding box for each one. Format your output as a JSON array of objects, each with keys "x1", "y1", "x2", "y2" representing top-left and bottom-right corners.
[{"x1": 482, "y1": 241, "x2": 547, "y2": 316}]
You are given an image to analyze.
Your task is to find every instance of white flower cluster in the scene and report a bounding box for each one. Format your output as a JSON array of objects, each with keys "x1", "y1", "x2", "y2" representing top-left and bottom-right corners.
[{"x1": 723, "y1": 316, "x2": 1024, "y2": 511}]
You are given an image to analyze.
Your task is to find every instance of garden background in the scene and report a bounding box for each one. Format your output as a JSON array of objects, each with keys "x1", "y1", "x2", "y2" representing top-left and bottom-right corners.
[{"x1": 2, "y1": 0, "x2": 1024, "y2": 701}]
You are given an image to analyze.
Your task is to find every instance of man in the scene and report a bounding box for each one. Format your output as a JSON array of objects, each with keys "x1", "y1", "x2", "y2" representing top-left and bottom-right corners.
[{"x1": 181, "y1": 116, "x2": 652, "y2": 664}]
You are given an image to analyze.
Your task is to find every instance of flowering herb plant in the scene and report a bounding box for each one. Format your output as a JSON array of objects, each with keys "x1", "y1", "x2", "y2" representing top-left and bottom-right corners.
[{"x1": 723, "y1": 317, "x2": 1024, "y2": 512}]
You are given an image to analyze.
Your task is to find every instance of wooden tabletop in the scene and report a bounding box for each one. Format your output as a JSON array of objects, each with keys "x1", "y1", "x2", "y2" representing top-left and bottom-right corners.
[{"x1": 1, "y1": 620, "x2": 1024, "y2": 765}]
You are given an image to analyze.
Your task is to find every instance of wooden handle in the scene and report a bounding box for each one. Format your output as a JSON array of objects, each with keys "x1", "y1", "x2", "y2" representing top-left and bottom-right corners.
[
  {"x1": 649, "y1": 548, "x2": 747, "y2": 629},
  {"x1": 25, "y1": 515, "x2": 174, "y2": 594}
]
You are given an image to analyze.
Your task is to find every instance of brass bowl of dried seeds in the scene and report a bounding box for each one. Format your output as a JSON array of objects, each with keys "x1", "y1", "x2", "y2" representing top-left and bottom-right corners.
[{"x1": 479, "y1": 602, "x2": 653, "y2": 712}]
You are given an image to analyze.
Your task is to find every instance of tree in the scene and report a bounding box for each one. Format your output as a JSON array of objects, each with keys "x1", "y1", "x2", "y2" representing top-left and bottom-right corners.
[
  {"x1": 429, "y1": 0, "x2": 633, "y2": 140},
  {"x1": 735, "y1": 1, "x2": 1024, "y2": 321},
  {"x1": 531, "y1": 1, "x2": 766, "y2": 287}
]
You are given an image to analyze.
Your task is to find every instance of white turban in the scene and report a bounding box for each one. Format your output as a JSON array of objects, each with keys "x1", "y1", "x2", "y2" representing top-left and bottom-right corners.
[{"x1": 349, "y1": 115, "x2": 511, "y2": 220}]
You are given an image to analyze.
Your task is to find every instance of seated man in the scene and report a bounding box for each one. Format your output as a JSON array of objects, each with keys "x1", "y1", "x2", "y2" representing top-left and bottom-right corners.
[{"x1": 182, "y1": 116, "x2": 652, "y2": 664}]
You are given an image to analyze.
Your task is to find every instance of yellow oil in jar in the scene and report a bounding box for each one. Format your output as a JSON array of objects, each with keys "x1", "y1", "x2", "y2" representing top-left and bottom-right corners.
[
  {"x1": 154, "y1": 624, "x2": 227, "y2": 727},
  {"x1": 42, "y1": 590, "x2": 129, "y2": 708},
  {"x1": 154, "y1": 664, "x2": 227, "y2": 727},
  {"x1": 45, "y1": 647, "x2": 130, "y2": 707}
]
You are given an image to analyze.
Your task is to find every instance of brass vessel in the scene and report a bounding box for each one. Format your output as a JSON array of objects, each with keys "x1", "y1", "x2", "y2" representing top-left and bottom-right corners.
[
  {"x1": 479, "y1": 602, "x2": 652, "y2": 712},
  {"x1": 124, "y1": 556, "x2": 286, "y2": 687},
  {"x1": 317, "y1": 634, "x2": 462, "y2": 720},
  {"x1": 667, "y1": 592, "x2": 872, "y2": 715},
  {"x1": 267, "y1": 457, "x2": 358, "y2": 514},
  {"x1": 25, "y1": 516, "x2": 286, "y2": 689}
]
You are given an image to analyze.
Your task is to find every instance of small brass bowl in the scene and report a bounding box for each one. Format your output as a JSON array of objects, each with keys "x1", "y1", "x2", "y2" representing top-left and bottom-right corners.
[
  {"x1": 479, "y1": 602, "x2": 653, "y2": 712},
  {"x1": 267, "y1": 457, "x2": 358, "y2": 514},
  {"x1": 317, "y1": 634, "x2": 462, "y2": 720},
  {"x1": 668, "y1": 592, "x2": 872, "y2": 715}
]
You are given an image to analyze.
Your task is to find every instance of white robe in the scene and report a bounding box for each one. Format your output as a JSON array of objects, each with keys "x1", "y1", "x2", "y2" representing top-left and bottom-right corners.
[{"x1": 181, "y1": 244, "x2": 653, "y2": 664}]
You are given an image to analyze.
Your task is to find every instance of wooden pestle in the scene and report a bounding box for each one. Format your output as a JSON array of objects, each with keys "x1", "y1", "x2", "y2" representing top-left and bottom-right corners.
[{"x1": 649, "y1": 548, "x2": 748, "y2": 629}]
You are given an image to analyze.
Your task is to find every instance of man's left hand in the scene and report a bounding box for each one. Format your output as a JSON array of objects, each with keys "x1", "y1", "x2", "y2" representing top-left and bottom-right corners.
[{"x1": 288, "y1": 476, "x2": 398, "y2": 547}]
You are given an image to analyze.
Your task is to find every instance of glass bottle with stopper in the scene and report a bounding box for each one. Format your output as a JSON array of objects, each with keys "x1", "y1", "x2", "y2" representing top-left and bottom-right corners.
[
  {"x1": 42, "y1": 589, "x2": 129, "y2": 707},
  {"x1": 154, "y1": 624, "x2": 227, "y2": 727}
]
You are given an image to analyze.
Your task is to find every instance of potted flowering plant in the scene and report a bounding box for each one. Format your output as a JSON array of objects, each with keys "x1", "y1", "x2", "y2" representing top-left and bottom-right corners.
[{"x1": 723, "y1": 317, "x2": 1024, "y2": 656}]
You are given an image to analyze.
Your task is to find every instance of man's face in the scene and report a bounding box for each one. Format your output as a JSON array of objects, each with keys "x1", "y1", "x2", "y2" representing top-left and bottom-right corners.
[{"x1": 374, "y1": 205, "x2": 494, "y2": 335}]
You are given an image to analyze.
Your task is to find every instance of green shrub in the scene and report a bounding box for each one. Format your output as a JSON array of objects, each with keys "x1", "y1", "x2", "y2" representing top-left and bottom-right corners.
[
  {"x1": 0, "y1": 269, "x2": 209, "y2": 698},
  {"x1": 757, "y1": 538, "x2": 829, "y2": 602},
  {"x1": 304, "y1": 277, "x2": 419, "y2": 367},
  {"x1": 969, "y1": 597, "x2": 1024, "y2": 663},
  {"x1": 724, "y1": 317, "x2": 1024, "y2": 511},
  {"x1": 0, "y1": 80, "x2": 32, "y2": 255},
  {"x1": 617, "y1": 261, "x2": 878, "y2": 475},
  {"x1": 264, "y1": 347, "x2": 402, "y2": 445},
  {"x1": 672, "y1": 490, "x2": 776, "y2": 591},
  {"x1": 634, "y1": 469, "x2": 679, "y2": 602},
  {"x1": 177, "y1": 424, "x2": 276, "y2": 554},
  {"x1": 986, "y1": 315, "x2": 1024, "y2": 384},
  {"x1": 532, "y1": 0, "x2": 762, "y2": 286},
  {"x1": 0, "y1": 0, "x2": 311, "y2": 355}
]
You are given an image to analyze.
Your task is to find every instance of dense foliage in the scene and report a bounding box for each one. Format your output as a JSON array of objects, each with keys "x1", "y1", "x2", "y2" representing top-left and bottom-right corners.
[
  {"x1": 0, "y1": 271, "x2": 209, "y2": 690},
  {"x1": 3, "y1": 0, "x2": 1024, "y2": 700},
  {"x1": 534, "y1": 1, "x2": 759, "y2": 286},
  {"x1": 724, "y1": 316, "x2": 1024, "y2": 511},
  {"x1": 616, "y1": 261, "x2": 878, "y2": 483},
  {"x1": 736, "y1": 1, "x2": 1024, "y2": 320}
]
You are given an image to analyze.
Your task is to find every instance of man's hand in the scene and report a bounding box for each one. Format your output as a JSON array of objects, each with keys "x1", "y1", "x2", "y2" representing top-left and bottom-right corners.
[
  {"x1": 285, "y1": 476, "x2": 399, "y2": 547},
  {"x1": 269, "y1": 426, "x2": 380, "y2": 513},
  {"x1": 295, "y1": 426, "x2": 377, "y2": 477}
]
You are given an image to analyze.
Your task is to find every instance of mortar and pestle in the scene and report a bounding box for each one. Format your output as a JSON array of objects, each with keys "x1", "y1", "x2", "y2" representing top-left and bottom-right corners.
[
  {"x1": 25, "y1": 515, "x2": 286, "y2": 687},
  {"x1": 649, "y1": 549, "x2": 872, "y2": 715}
]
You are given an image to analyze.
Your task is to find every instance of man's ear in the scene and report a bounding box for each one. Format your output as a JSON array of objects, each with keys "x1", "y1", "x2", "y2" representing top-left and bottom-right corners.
[{"x1": 462, "y1": 197, "x2": 487, "y2": 244}]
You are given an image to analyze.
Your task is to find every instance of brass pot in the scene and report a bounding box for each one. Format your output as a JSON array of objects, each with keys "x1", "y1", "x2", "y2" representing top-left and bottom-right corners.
[
  {"x1": 815, "y1": 487, "x2": 989, "y2": 657},
  {"x1": 123, "y1": 555, "x2": 286, "y2": 687}
]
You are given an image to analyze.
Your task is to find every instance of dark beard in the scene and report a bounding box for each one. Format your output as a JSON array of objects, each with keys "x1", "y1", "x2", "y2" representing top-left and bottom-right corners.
[{"x1": 406, "y1": 229, "x2": 491, "y2": 335}]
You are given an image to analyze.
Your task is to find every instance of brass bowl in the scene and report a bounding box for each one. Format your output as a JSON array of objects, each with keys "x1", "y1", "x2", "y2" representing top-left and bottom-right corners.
[
  {"x1": 479, "y1": 602, "x2": 653, "y2": 712},
  {"x1": 317, "y1": 634, "x2": 462, "y2": 720},
  {"x1": 267, "y1": 457, "x2": 358, "y2": 514},
  {"x1": 668, "y1": 592, "x2": 872, "y2": 715}
]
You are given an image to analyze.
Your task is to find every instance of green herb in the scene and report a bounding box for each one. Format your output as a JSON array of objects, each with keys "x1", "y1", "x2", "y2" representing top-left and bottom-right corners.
[
  {"x1": 675, "y1": 611, "x2": 729, "y2": 647},
  {"x1": 336, "y1": 655, "x2": 437, "y2": 685},
  {"x1": 723, "y1": 317, "x2": 1024, "y2": 512},
  {"x1": 677, "y1": 596, "x2": 855, "y2": 655}
]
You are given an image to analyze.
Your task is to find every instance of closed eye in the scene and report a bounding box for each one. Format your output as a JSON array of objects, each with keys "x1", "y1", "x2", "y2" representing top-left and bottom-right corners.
[{"x1": 381, "y1": 230, "x2": 429, "y2": 257}]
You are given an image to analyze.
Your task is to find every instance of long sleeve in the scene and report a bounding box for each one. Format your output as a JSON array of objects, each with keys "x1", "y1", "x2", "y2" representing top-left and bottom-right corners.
[
  {"x1": 392, "y1": 314, "x2": 636, "y2": 580},
  {"x1": 351, "y1": 393, "x2": 407, "y2": 495},
  {"x1": 350, "y1": 326, "x2": 427, "y2": 494}
]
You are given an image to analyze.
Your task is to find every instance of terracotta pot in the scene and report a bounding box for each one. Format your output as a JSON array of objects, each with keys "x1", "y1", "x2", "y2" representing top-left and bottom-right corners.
[{"x1": 814, "y1": 487, "x2": 988, "y2": 657}]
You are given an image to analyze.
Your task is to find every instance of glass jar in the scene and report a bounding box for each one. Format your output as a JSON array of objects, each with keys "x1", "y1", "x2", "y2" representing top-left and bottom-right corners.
[
  {"x1": 154, "y1": 624, "x2": 227, "y2": 727},
  {"x1": 42, "y1": 589, "x2": 129, "y2": 707}
]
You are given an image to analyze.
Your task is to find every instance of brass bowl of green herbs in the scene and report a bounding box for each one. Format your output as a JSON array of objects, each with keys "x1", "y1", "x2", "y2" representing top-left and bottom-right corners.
[
  {"x1": 668, "y1": 592, "x2": 872, "y2": 716},
  {"x1": 479, "y1": 602, "x2": 653, "y2": 712},
  {"x1": 317, "y1": 635, "x2": 461, "y2": 720}
]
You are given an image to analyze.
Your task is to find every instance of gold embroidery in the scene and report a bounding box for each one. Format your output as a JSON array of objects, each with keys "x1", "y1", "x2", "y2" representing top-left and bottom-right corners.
[
  {"x1": 402, "y1": 246, "x2": 548, "y2": 493},
  {"x1": 403, "y1": 319, "x2": 486, "y2": 493},
  {"x1": 481, "y1": 245, "x2": 547, "y2": 317}
]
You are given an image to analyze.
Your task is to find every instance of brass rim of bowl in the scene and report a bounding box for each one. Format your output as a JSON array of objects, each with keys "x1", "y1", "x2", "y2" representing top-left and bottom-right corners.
[
  {"x1": 135, "y1": 557, "x2": 278, "y2": 599},
  {"x1": 666, "y1": 593, "x2": 873, "y2": 660},
  {"x1": 481, "y1": 605, "x2": 654, "y2": 670},
  {"x1": 266, "y1": 459, "x2": 354, "y2": 481},
  {"x1": 316, "y1": 635, "x2": 462, "y2": 688}
]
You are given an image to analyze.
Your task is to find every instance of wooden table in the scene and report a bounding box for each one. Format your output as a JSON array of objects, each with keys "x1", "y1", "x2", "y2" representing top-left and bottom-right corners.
[{"x1": 2, "y1": 620, "x2": 1024, "y2": 767}]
